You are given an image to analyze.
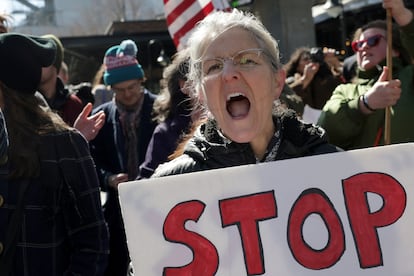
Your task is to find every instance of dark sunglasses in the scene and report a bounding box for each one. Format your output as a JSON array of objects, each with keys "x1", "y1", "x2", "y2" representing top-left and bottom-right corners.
[{"x1": 352, "y1": 34, "x2": 385, "y2": 52}]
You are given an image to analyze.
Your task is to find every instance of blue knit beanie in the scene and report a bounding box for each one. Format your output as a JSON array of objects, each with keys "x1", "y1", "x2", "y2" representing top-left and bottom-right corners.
[{"x1": 103, "y1": 39, "x2": 144, "y2": 86}]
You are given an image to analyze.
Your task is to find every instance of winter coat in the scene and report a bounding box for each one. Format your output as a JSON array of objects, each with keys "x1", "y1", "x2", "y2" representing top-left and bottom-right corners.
[
  {"x1": 0, "y1": 130, "x2": 109, "y2": 275},
  {"x1": 89, "y1": 89, "x2": 157, "y2": 276},
  {"x1": 317, "y1": 19, "x2": 414, "y2": 150},
  {"x1": 46, "y1": 77, "x2": 84, "y2": 127},
  {"x1": 137, "y1": 110, "x2": 192, "y2": 179},
  {"x1": 153, "y1": 110, "x2": 340, "y2": 177}
]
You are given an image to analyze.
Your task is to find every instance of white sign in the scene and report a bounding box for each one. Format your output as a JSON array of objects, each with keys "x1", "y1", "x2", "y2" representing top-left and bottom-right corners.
[{"x1": 119, "y1": 143, "x2": 414, "y2": 275}]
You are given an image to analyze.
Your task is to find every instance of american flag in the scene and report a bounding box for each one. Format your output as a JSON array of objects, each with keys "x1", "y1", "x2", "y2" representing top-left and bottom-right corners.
[{"x1": 164, "y1": 0, "x2": 231, "y2": 50}]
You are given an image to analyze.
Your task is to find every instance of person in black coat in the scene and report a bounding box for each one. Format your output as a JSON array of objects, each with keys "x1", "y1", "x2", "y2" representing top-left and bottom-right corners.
[
  {"x1": 89, "y1": 39, "x2": 157, "y2": 276},
  {"x1": 153, "y1": 9, "x2": 340, "y2": 178}
]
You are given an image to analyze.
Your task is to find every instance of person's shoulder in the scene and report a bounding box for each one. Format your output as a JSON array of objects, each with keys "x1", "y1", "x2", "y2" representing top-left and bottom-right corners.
[
  {"x1": 55, "y1": 128, "x2": 87, "y2": 142},
  {"x1": 279, "y1": 111, "x2": 341, "y2": 152},
  {"x1": 67, "y1": 93, "x2": 83, "y2": 106},
  {"x1": 144, "y1": 88, "x2": 158, "y2": 100},
  {"x1": 153, "y1": 121, "x2": 170, "y2": 134},
  {"x1": 398, "y1": 62, "x2": 414, "y2": 75},
  {"x1": 92, "y1": 101, "x2": 113, "y2": 113},
  {"x1": 152, "y1": 154, "x2": 199, "y2": 178},
  {"x1": 42, "y1": 129, "x2": 88, "y2": 153}
]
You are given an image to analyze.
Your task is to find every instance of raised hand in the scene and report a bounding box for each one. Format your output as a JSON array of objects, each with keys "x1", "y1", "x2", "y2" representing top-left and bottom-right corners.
[
  {"x1": 364, "y1": 66, "x2": 401, "y2": 112},
  {"x1": 383, "y1": 0, "x2": 413, "y2": 26},
  {"x1": 74, "y1": 103, "x2": 106, "y2": 141}
]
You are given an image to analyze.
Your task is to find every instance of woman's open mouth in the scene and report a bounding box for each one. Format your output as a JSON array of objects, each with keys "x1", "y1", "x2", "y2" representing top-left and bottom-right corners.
[{"x1": 226, "y1": 93, "x2": 250, "y2": 118}]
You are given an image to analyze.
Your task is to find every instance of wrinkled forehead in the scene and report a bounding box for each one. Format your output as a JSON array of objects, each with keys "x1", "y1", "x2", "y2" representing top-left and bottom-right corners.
[{"x1": 200, "y1": 27, "x2": 260, "y2": 58}]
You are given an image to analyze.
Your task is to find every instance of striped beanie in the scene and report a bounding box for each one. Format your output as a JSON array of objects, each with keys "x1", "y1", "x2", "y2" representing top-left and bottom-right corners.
[{"x1": 103, "y1": 39, "x2": 144, "y2": 86}]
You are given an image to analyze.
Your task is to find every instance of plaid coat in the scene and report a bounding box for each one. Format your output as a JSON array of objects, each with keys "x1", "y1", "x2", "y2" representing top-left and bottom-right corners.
[{"x1": 0, "y1": 130, "x2": 109, "y2": 275}]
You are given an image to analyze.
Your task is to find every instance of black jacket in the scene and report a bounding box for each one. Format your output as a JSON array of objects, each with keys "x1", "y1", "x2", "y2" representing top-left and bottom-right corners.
[{"x1": 153, "y1": 110, "x2": 341, "y2": 177}]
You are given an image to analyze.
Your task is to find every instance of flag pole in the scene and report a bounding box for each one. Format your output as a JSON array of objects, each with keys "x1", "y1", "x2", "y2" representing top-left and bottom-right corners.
[{"x1": 384, "y1": 8, "x2": 392, "y2": 145}]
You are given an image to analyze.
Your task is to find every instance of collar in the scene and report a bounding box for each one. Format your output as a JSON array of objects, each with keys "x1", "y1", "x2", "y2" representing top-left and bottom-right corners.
[
  {"x1": 47, "y1": 78, "x2": 70, "y2": 110},
  {"x1": 357, "y1": 57, "x2": 403, "y2": 81}
]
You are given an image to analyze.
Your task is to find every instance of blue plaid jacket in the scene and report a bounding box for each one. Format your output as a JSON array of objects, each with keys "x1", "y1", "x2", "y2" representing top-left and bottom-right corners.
[{"x1": 0, "y1": 130, "x2": 109, "y2": 275}]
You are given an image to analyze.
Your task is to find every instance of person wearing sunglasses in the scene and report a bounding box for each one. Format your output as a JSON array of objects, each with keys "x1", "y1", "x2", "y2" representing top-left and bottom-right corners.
[
  {"x1": 318, "y1": 0, "x2": 414, "y2": 150},
  {"x1": 151, "y1": 9, "x2": 340, "y2": 178}
]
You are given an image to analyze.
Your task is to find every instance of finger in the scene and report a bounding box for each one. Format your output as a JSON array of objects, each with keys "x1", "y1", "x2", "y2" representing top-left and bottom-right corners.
[
  {"x1": 378, "y1": 66, "x2": 389, "y2": 82},
  {"x1": 79, "y1": 102, "x2": 93, "y2": 119},
  {"x1": 94, "y1": 117, "x2": 105, "y2": 129},
  {"x1": 96, "y1": 111, "x2": 105, "y2": 119},
  {"x1": 391, "y1": 79, "x2": 401, "y2": 88},
  {"x1": 88, "y1": 110, "x2": 105, "y2": 120}
]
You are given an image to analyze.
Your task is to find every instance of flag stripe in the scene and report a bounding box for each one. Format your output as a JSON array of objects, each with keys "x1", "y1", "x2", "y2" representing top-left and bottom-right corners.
[
  {"x1": 165, "y1": 0, "x2": 211, "y2": 34},
  {"x1": 172, "y1": 3, "x2": 214, "y2": 47},
  {"x1": 164, "y1": 0, "x2": 230, "y2": 50}
]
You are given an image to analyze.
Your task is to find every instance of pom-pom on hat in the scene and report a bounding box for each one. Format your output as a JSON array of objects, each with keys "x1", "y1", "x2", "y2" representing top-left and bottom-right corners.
[
  {"x1": 0, "y1": 33, "x2": 56, "y2": 94},
  {"x1": 103, "y1": 39, "x2": 144, "y2": 86}
]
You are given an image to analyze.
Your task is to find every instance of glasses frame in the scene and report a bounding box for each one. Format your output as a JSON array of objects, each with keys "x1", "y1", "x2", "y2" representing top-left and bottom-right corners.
[
  {"x1": 351, "y1": 34, "x2": 385, "y2": 52},
  {"x1": 200, "y1": 48, "x2": 274, "y2": 79}
]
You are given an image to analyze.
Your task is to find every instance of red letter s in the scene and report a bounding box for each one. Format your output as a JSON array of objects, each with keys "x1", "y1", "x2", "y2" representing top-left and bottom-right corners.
[{"x1": 163, "y1": 200, "x2": 219, "y2": 276}]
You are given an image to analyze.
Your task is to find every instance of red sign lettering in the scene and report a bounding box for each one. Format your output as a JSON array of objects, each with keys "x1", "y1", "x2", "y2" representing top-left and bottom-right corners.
[
  {"x1": 219, "y1": 191, "x2": 277, "y2": 275},
  {"x1": 343, "y1": 172, "x2": 406, "y2": 268},
  {"x1": 163, "y1": 200, "x2": 219, "y2": 276},
  {"x1": 288, "y1": 188, "x2": 345, "y2": 269}
]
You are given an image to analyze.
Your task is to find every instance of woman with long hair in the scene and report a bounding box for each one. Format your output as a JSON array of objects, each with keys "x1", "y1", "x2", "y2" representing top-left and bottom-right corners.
[{"x1": 0, "y1": 32, "x2": 108, "y2": 275}]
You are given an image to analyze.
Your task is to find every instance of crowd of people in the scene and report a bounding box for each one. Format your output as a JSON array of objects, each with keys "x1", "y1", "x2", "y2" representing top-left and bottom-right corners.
[{"x1": 0, "y1": 0, "x2": 413, "y2": 274}]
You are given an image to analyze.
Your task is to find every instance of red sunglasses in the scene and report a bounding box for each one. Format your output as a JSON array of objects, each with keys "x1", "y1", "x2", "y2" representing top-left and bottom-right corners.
[{"x1": 351, "y1": 34, "x2": 385, "y2": 52}]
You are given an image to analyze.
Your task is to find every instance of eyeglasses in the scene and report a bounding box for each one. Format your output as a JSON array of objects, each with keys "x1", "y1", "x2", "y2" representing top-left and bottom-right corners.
[
  {"x1": 351, "y1": 34, "x2": 385, "y2": 52},
  {"x1": 200, "y1": 48, "x2": 273, "y2": 78}
]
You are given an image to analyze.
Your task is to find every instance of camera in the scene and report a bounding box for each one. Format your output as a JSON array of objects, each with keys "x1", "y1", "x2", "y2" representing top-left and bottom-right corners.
[{"x1": 310, "y1": 47, "x2": 325, "y2": 64}]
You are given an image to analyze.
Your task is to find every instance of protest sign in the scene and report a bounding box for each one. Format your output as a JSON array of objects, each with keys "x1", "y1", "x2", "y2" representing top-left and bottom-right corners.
[{"x1": 119, "y1": 143, "x2": 414, "y2": 275}]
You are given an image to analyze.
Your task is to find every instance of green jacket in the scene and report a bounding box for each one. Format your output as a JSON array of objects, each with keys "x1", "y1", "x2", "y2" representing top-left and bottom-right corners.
[{"x1": 317, "y1": 19, "x2": 414, "y2": 150}]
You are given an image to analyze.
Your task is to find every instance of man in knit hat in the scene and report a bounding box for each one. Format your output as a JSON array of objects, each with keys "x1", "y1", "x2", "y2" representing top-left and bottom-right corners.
[{"x1": 89, "y1": 39, "x2": 157, "y2": 276}]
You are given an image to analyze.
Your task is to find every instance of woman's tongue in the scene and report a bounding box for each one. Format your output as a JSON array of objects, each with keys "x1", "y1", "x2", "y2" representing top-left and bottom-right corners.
[{"x1": 226, "y1": 95, "x2": 250, "y2": 118}]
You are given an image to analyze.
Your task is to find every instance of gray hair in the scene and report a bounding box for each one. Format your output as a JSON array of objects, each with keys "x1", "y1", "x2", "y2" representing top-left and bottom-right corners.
[{"x1": 186, "y1": 9, "x2": 282, "y2": 99}]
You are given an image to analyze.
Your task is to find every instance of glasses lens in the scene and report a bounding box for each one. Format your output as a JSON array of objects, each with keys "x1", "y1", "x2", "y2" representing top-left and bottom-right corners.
[
  {"x1": 202, "y1": 58, "x2": 223, "y2": 76},
  {"x1": 352, "y1": 35, "x2": 383, "y2": 52},
  {"x1": 202, "y1": 49, "x2": 264, "y2": 77},
  {"x1": 234, "y1": 50, "x2": 262, "y2": 67},
  {"x1": 367, "y1": 35, "x2": 381, "y2": 47}
]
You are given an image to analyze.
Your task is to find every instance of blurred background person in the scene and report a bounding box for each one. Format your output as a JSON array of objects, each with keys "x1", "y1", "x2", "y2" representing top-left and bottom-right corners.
[
  {"x1": 92, "y1": 64, "x2": 114, "y2": 108},
  {"x1": 59, "y1": 61, "x2": 70, "y2": 84},
  {"x1": 342, "y1": 53, "x2": 358, "y2": 83},
  {"x1": 318, "y1": 0, "x2": 414, "y2": 150},
  {"x1": 284, "y1": 46, "x2": 343, "y2": 123},
  {"x1": 137, "y1": 48, "x2": 201, "y2": 179},
  {"x1": 89, "y1": 39, "x2": 157, "y2": 276},
  {"x1": 38, "y1": 34, "x2": 84, "y2": 126}
]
